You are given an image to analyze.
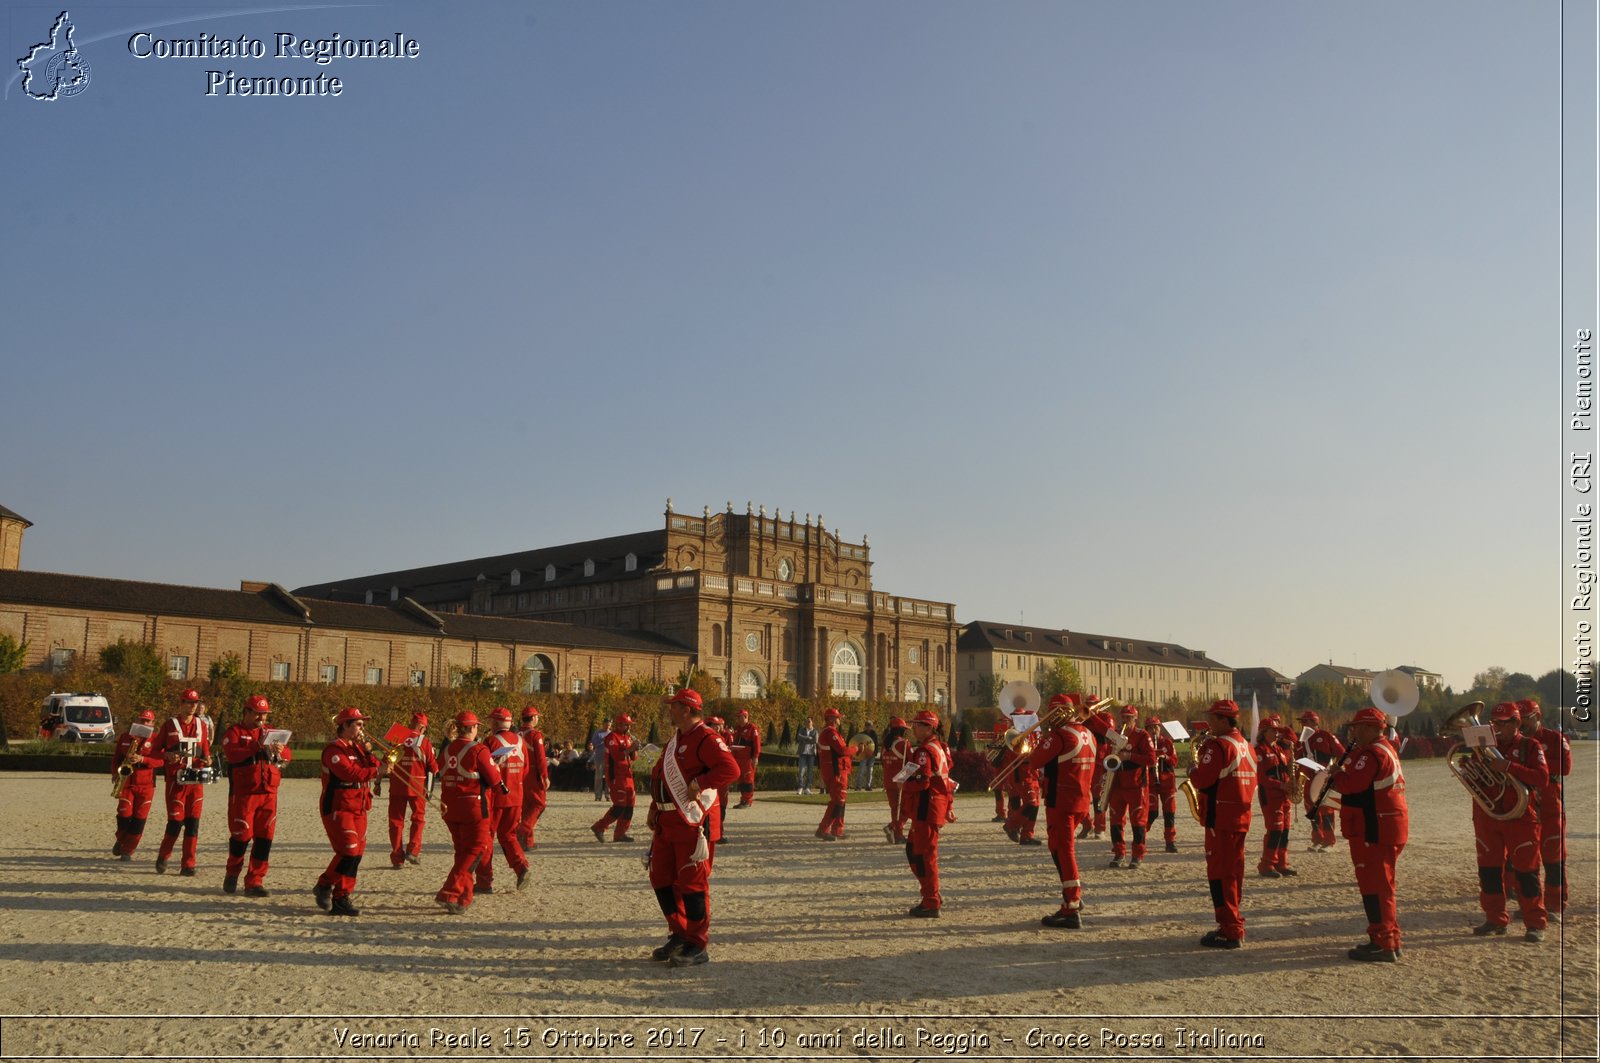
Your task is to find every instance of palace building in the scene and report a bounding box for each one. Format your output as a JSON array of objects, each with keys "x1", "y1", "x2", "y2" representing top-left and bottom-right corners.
[{"x1": 293, "y1": 501, "x2": 959, "y2": 705}]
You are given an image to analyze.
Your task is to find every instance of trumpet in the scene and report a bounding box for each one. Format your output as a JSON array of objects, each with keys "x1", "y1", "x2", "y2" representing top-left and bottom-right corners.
[{"x1": 1443, "y1": 702, "x2": 1530, "y2": 821}]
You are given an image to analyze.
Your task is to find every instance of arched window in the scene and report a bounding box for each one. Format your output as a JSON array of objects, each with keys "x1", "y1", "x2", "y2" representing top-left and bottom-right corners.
[
  {"x1": 904, "y1": 679, "x2": 924, "y2": 702},
  {"x1": 544, "y1": 564, "x2": 556, "y2": 582},
  {"x1": 625, "y1": 552, "x2": 637, "y2": 572},
  {"x1": 521, "y1": 653, "x2": 554, "y2": 694},
  {"x1": 830, "y1": 642, "x2": 864, "y2": 700},
  {"x1": 935, "y1": 687, "x2": 948, "y2": 707},
  {"x1": 583, "y1": 559, "x2": 595, "y2": 577},
  {"x1": 509, "y1": 569, "x2": 521, "y2": 586},
  {"x1": 739, "y1": 669, "x2": 765, "y2": 699},
  {"x1": 712, "y1": 624, "x2": 724, "y2": 657},
  {"x1": 936, "y1": 645, "x2": 946, "y2": 670}
]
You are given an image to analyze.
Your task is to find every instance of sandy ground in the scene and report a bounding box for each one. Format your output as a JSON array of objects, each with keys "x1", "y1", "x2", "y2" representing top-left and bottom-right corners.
[{"x1": 0, "y1": 747, "x2": 1594, "y2": 1063}]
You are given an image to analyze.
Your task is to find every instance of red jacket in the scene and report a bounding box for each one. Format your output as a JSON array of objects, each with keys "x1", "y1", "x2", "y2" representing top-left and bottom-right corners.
[
  {"x1": 1147, "y1": 731, "x2": 1177, "y2": 779},
  {"x1": 1330, "y1": 739, "x2": 1408, "y2": 846},
  {"x1": 649, "y1": 722, "x2": 738, "y2": 841},
  {"x1": 439, "y1": 738, "x2": 505, "y2": 822},
  {"x1": 901, "y1": 736, "x2": 952, "y2": 823},
  {"x1": 818, "y1": 725, "x2": 851, "y2": 786},
  {"x1": 113, "y1": 729, "x2": 162, "y2": 787},
  {"x1": 1106, "y1": 728, "x2": 1155, "y2": 794},
  {"x1": 603, "y1": 732, "x2": 637, "y2": 792},
  {"x1": 1187, "y1": 730, "x2": 1257, "y2": 831},
  {"x1": 1254, "y1": 739, "x2": 1295, "y2": 804},
  {"x1": 519, "y1": 726, "x2": 549, "y2": 792},
  {"x1": 1028, "y1": 723, "x2": 1096, "y2": 816},
  {"x1": 319, "y1": 739, "x2": 378, "y2": 816},
  {"x1": 1300, "y1": 728, "x2": 1344, "y2": 767},
  {"x1": 733, "y1": 721, "x2": 762, "y2": 761},
  {"x1": 389, "y1": 733, "x2": 439, "y2": 798},
  {"x1": 156, "y1": 715, "x2": 212, "y2": 778},
  {"x1": 223, "y1": 723, "x2": 290, "y2": 795},
  {"x1": 485, "y1": 730, "x2": 527, "y2": 808}
]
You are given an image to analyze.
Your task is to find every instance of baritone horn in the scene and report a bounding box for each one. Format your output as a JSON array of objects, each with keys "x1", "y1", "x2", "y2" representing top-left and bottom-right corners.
[{"x1": 1444, "y1": 701, "x2": 1530, "y2": 821}]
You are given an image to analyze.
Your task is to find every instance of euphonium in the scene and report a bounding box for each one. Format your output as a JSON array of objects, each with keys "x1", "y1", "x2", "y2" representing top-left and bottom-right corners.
[{"x1": 1444, "y1": 702, "x2": 1530, "y2": 821}]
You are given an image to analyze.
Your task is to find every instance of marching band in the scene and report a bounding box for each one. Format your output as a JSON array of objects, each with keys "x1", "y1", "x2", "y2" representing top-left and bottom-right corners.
[{"x1": 97, "y1": 674, "x2": 1575, "y2": 967}]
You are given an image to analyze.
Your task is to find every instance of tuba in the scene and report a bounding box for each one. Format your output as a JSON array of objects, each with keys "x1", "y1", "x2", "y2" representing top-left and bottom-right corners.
[{"x1": 1444, "y1": 702, "x2": 1529, "y2": 821}]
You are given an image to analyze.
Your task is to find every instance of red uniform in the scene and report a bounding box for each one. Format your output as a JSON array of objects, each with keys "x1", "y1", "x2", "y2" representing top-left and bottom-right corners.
[
  {"x1": 591, "y1": 732, "x2": 638, "y2": 842},
  {"x1": 154, "y1": 713, "x2": 213, "y2": 873},
  {"x1": 1473, "y1": 732, "x2": 1549, "y2": 932},
  {"x1": 1254, "y1": 737, "x2": 1296, "y2": 875},
  {"x1": 435, "y1": 736, "x2": 505, "y2": 911},
  {"x1": 222, "y1": 721, "x2": 290, "y2": 891},
  {"x1": 1329, "y1": 736, "x2": 1408, "y2": 952},
  {"x1": 732, "y1": 718, "x2": 762, "y2": 806},
  {"x1": 316, "y1": 737, "x2": 379, "y2": 905},
  {"x1": 816, "y1": 721, "x2": 852, "y2": 839},
  {"x1": 1028, "y1": 721, "x2": 1096, "y2": 917},
  {"x1": 901, "y1": 735, "x2": 953, "y2": 912},
  {"x1": 1002, "y1": 749, "x2": 1042, "y2": 844},
  {"x1": 880, "y1": 730, "x2": 912, "y2": 843},
  {"x1": 384, "y1": 733, "x2": 438, "y2": 867},
  {"x1": 647, "y1": 720, "x2": 739, "y2": 951},
  {"x1": 1529, "y1": 723, "x2": 1571, "y2": 914},
  {"x1": 517, "y1": 723, "x2": 550, "y2": 849},
  {"x1": 1105, "y1": 727, "x2": 1154, "y2": 864},
  {"x1": 1300, "y1": 727, "x2": 1344, "y2": 850},
  {"x1": 111, "y1": 726, "x2": 161, "y2": 859},
  {"x1": 1187, "y1": 729, "x2": 1258, "y2": 942},
  {"x1": 1144, "y1": 728, "x2": 1179, "y2": 848},
  {"x1": 482, "y1": 729, "x2": 530, "y2": 889}
]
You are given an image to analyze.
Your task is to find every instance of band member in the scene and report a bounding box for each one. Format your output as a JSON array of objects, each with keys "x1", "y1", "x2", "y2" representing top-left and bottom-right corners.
[
  {"x1": 377, "y1": 711, "x2": 437, "y2": 868},
  {"x1": 706, "y1": 716, "x2": 731, "y2": 835},
  {"x1": 728, "y1": 707, "x2": 762, "y2": 808},
  {"x1": 516, "y1": 705, "x2": 550, "y2": 850},
  {"x1": 435, "y1": 711, "x2": 507, "y2": 915},
  {"x1": 314, "y1": 707, "x2": 384, "y2": 916},
  {"x1": 221, "y1": 694, "x2": 290, "y2": 896},
  {"x1": 112, "y1": 709, "x2": 162, "y2": 861},
  {"x1": 1253, "y1": 715, "x2": 1297, "y2": 878},
  {"x1": 646, "y1": 688, "x2": 739, "y2": 966},
  {"x1": 1028, "y1": 694, "x2": 1100, "y2": 927},
  {"x1": 879, "y1": 716, "x2": 911, "y2": 843},
  {"x1": 1469, "y1": 702, "x2": 1549, "y2": 941},
  {"x1": 480, "y1": 708, "x2": 530, "y2": 892},
  {"x1": 1002, "y1": 707, "x2": 1044, "y2": 847},
  {"x1": 1105, "y1": 705, "x2": 1155, "y2": 869},
  {"x1": 592, "y1": 714, "x2": 639, "y2": 843},
  {"x1": 816, "y1": 707, "x2": 852, "y2": 840},
  {"x1": 1298, "y1": 710, "x2": 1344, "y2": 852},
  {"x1": 1519, "y1": 699, "x2": 1570, "y2": 916},
  {"x1": 1325, "y1": 707, "x2": 1408, "y2": 961},
  {"x1": 1144, "y1": 715, "x2": 1179, "y2": 853},
  {"x1": 1186, "y1": 699, "x2": 1258, "y2": 948},
  {"x1": 897, "y1": 709, "x2": 954, "y2": 917},
  {"x1": 153, "y1": 688, "x2": 212, "y2": 876}
]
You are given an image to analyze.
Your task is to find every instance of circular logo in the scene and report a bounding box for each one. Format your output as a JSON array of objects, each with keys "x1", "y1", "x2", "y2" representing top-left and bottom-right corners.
[{"x1": 46, "y1": 50, "x2": 91, "y2": 97}]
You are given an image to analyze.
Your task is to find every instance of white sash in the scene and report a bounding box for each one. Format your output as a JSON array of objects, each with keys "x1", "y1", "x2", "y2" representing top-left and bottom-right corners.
[{"x1": 662, "y1": 729, "x2": 718, "y2": 865}]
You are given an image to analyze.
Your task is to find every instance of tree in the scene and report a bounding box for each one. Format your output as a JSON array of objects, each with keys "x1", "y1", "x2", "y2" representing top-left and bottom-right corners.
[
  {"x1": 676, "y1": 668, "x2": 720, "y2": 699},
  {"x1": 1536, "y1": 669, "x2": 1578, "y2": 709},
  {"x1": 99, "y1": 638, "x2": 165, "y2": 702},
  {"x1": 975, "y1": 673, "x2": 1002, "y2": 709},
  {"x1": 628, "y1": 677, "x2": 669, "y2": 698},
  {"x1": 450, "y1": 667, "x2": 498, "y2": 692},
  {"x1": 1039, "y1": 658, "x2": 1084, "y2": 698},
  {"x1": 587, "y1": 674, "x2": 628, "y2": 709},
  {"x1": 0, "y1": 633, "x2": 27, "y2": 676},
  {"x1": 206, "y1": 652, "x2": 253, "y2": 724}
]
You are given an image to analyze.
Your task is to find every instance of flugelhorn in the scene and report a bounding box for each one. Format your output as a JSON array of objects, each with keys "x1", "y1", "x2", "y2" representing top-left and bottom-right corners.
[{"x1": 1444, "y1": 702, "x2": 1529, "y2": 821}]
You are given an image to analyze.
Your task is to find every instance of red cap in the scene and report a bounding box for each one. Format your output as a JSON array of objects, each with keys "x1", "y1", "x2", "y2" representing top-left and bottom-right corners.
[
  {"x1": 1145, "y1": 715, "x2": 1162, "y2": 726},
  {"x1": 824, "y1": 707, "x2": 842, "y2": 719},
  {"x1": 666, "y1": 688, "x2": 703, "y2": 713},
  {"x1": 1351, "y1": 707, "x2": 1387, "y2": 728},
  {"x1": 737, "y1": 708, "x2": 750, "y2": 718},
  {"x1": 455, "y1": 711, "x2": 479, "y2": 728},
  {"x1": 334, "y1": 707, "x2": 366, "y2": 726},
  {"x1": 489, "y1": 707, "x2": 512, "y2": 721},
  {"x1": 136, "y1": 709, "x2": 156, "y2": 722},
  {"x1": 245, "y1": 694, "x2": 270, "y2": 714},
  {"x1": 1192, "y1": 720, "x2": 1211, "y2": 733},
  {"x1": 1517, "y1": 699, "x2": 1542, "y2": 718},
  {"x1": 411, "y1": 712, "x2": 429, "y2": 728},
  {"x1": 180, "y1": 689, "x2": 201, "y2": 704},
  {"x1": 888, "y1": 716, "x2": 907, "y2": 728},
  {"x1": 1298, "y1": 711, "x2": 1320, "y2": 724},
  {"x1": 707, "y1": 716, "x2": 724, "y2": 727},
  {"x1": 1207, "y1": 699, "x2": 1240, "y2": 719},
  {"x1": 1120, "y1": 705, "x2": 1138, "y2": 718},
  {"x1": 613, "y1": 714, "x2": 633, "y2": 729},
  {"x1": 520, "y1": 705, "x2": 540, "y2": 721},
  {"x1": 911, "y1": 709, "x2": 939, "y2": 727},
  {"x1": 1490, "y1": 702, "x2": 1521, "y2": 723},
  {"x1": 1049, "y1": 693, "x2": 1080, "y2": 710}
]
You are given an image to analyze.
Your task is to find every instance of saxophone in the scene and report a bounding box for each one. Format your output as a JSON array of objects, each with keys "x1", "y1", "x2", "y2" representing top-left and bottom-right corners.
[{"x1": 111, "y1": 737, "x2": 147, "y2": 799}]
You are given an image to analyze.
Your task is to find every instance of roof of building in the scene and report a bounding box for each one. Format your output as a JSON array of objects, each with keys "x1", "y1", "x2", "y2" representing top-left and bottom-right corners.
[
  {"x1": 292, "y1": 529, "x2": 669, "y2": 604},
  {"x1": 0, "y1": 569, "x2": 692, "y2": 655},
  {"x1": 1234, "y1": 667, "x2": 1292, "y2": 683},
  {"x1": 956, "y1": 620, "x2": 1228, "y2": 670},
  {"x1": 0, "y1": 504, "x2": 32, "y2": 527},
  {"x1": 1395, "y1": 664, "x2": 1440, "y2": 677},
  {"x1": 1297, "y1": 663, "x2": 1375, "y2": 681}
]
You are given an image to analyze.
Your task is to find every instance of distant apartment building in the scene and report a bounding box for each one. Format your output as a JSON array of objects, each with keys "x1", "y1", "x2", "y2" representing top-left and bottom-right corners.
[
  {"x1": 0, "y1": 504, "x2": 28, "y2": 572},
  {"x1": 1233, "y1": 667, "x2": 1293, "y2": 712},
  {"x1": 1296, "y1": 663, "x2": 1376, "y2": 689},
  {"x1": 955, "y1": 621, "x2": 1232, "y2": 713}
]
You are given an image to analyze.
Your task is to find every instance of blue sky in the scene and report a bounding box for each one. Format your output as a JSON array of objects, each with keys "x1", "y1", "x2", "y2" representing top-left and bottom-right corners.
[{"x1": 2, "y1": 1, "x2": 1586, "y2": 691}]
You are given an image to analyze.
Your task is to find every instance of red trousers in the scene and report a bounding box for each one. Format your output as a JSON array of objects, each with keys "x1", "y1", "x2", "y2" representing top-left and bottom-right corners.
[
  {"x1": 1538, "y1": 786, "x2": 1567, "y2": 913},
  {"x1": 157, "y1": 781, "x2": 205, "y2": 870},
  {"x1": 480, "y1": 805, "x2": 528, "y2": 888},
  {"x1": 1476, "y1": 810, "x2": 1546, "y2": 930},
  {"x1": 1146, "y1": 779, "x2": 1178, "y2": 843},
  {"x1": 1348, "y1": 836, "x2": 1404, "y2": 950},
  {"x1": 114, "y1": 784, "x2": 156, "y2": 856},
  {"x1": 1307, "y1": 804, "x2": 1338, "y2": 848},
  {"x1": 225, "y1": 791, "x2": 278, "y2": 888},
  {"x1": 648, "y1": 827, "x2": 717, "y2": 949},
  {"x1": 817, "y1": 777, "x2": 848, "y2": 837},
  {"x1": 905, "y1": 817, "x2": 943, "y2": 909},
  {"x1": 1005, "y1": 794, "x2": 1040, "y2": 841},
  {"x1": 1108, "y1": 789, "x2": 1148, "y2": 859},
  {"x1": 317, "y1": 810, "x2": 368, "y2": 899},
  {"x1": 1256, "y1": 791, "x2": 1293, "y2": 873},
  {"x1": 1203, "y1": 826, "x2": 1248, "y2": 940},
  {"x1": 592, "y1": 781, "x2": 636, "y2": 841},
  {"x1": 1045, "y1": 810, "x2": 1085, "y2": 911},
  {"x1": 386, "y1": 788, "x2": 427, "y2": 865},
  {"x1": 437, "y1": 815, "x2": 492, "y2": 907},
  {"x1": 517, "y1": 788, "x2": 547, "y2": 848},
  {"x1": 883, "y1": 781, "x2": 908, "y2": 841}
]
